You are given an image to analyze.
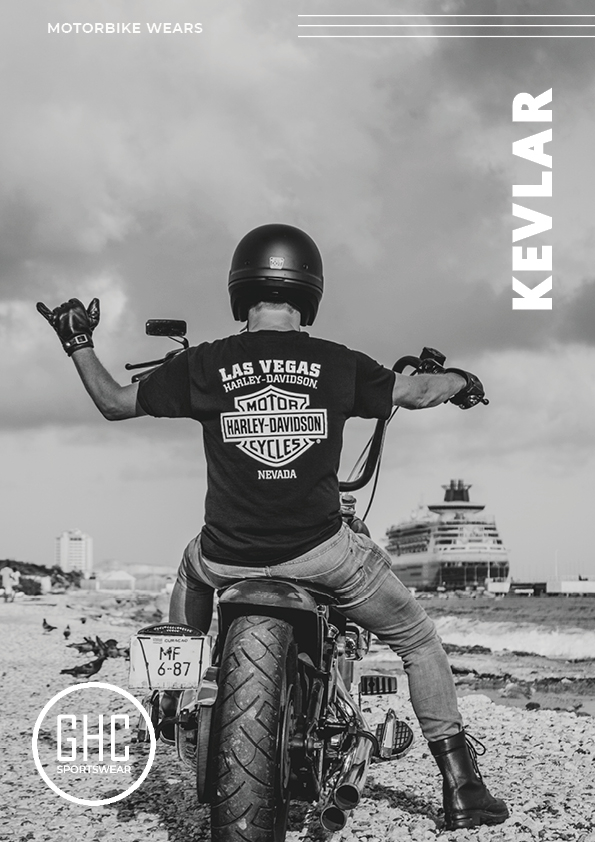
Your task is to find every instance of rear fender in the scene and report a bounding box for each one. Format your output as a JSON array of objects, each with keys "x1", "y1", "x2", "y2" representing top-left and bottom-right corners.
[{"x1": 216, "y1": 578, "x2": 323, "y2": 663}]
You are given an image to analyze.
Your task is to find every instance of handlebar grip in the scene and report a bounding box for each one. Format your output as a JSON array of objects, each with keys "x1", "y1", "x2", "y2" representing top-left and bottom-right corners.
[
  {"x1": 125, "y1": 357, "x2": 169, "y2": 371},
  {"x1": 131, "y1": 367, "x2": 161, "y2": 383},
  {"x1": 125, "y1": 348, "x2": 184, "y2": 379}
]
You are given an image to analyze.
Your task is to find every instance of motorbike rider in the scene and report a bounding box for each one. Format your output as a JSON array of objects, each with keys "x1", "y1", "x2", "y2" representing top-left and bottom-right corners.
[{"x1": 37, "y1": 223, "x2": 508, "y2": 831}]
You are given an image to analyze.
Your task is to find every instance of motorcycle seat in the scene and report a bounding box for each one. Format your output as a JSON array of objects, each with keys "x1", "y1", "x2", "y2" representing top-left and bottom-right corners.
[
  {"x1": 217, "y1": 576, "x2": 339, "y2": 606},
  {"x1": 266, "y1": 577, "x2": 338, "y2": 605}
]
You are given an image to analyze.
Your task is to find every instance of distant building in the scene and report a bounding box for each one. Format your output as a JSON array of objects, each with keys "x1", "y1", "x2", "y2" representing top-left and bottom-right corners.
[
  {"x1": 547, "y1": 579, "x2": 595, "y2": 596},
  {"x1": 96, "y1": 570, "x2": 135, "y2": 590},
  {"x1": 56, "y1": 529, "x2": 93, "y2": 579},
  {"x1": 486, "y1": 577, "x2": 595, "y2": 596}
]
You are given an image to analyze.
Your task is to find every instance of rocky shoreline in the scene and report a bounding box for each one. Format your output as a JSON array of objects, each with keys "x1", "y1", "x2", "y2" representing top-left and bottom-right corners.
[{"x1": 2, "y1": 594, "x2": 595, "y2": 841}]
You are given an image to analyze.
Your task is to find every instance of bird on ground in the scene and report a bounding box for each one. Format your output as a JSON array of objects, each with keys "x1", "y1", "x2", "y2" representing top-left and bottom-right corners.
[
  {"x1": 63, "y1": 625, "x2": 71, "y2": 640},
  {"x1": 80, "y1": 617, "x2": 87, "y2": 624},
  {"x1": 42, "y1": 618, "x2": 57, "y2": 632},
  {"x1": 66, "y1": 637, "x2": 96, "y2": 654},
  {"x1": 105, "y1": 639, "x2": 122, "y2": 658},
  {"x1": 93, "y1": 636, "x2": 124, "y2": 658},
  {"x1": 60, "y1": 656, "x2": 106, "y2": 678},
  {"x1": 94, "y1": 635, "x2": 109, "y2": 657}
]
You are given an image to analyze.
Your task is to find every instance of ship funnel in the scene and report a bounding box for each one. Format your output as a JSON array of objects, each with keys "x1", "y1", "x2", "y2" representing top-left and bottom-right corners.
[{"x1": 442, "y1": 479, "x2": 471, "y2": 502}]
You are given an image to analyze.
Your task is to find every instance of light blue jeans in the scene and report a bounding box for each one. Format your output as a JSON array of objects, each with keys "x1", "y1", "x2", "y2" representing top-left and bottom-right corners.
[{"x1": 169, "y1": 523, "x2": 463, "y2": 742}]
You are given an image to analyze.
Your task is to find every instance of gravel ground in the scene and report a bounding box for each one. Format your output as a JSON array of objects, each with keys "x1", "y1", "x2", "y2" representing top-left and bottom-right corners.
[{"x1": 2, "y1": 596, "x2": 595, "y2": 842}]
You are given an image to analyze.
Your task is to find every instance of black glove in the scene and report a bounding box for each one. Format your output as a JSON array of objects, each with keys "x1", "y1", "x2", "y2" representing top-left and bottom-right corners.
[
  {"x1": 445, "y1": 367, "x2": 489, "y2": 409},
  {"x1": 36, "y1": 298, "x2": 100, "y2": 356}
]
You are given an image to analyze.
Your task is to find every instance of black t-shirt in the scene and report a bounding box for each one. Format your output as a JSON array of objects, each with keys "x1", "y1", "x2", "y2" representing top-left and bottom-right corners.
[{"x1": 137, "y1": 331, "x2": 395, "y2": 565}]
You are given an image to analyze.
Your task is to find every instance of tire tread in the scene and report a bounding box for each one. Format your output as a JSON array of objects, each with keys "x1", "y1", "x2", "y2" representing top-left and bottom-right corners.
[{"x1": 210, "y1": 615, "x2": 296, "y2": 842}]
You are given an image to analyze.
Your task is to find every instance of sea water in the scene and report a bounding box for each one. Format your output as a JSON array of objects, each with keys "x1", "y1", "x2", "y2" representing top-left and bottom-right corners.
[{"x1": 432, "y1": 615, "x2": 595, "y2": 660}]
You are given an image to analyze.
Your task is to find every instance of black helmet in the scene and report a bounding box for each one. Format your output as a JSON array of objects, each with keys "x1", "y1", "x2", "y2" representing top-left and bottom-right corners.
[{"x1": 228, "y1": 224, "x2": 323, "y2": 326}]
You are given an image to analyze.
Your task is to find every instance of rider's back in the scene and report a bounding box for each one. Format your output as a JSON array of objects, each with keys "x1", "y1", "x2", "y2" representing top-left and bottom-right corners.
[{"x1": 137, "y1": 330, "x2": 394, "y2": 565}]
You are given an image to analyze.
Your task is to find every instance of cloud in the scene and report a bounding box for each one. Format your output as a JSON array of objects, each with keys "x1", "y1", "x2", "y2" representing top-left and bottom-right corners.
[
  {"x1": 1, "y1": 0, "x2": 593, "y2": 440},
  {"x1": 3, "y1": 0, "x2": 595, "y2": 579}
]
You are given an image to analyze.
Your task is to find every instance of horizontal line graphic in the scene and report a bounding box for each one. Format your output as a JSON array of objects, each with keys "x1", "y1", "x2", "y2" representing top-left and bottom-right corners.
[
  {"x1": 299, "y1": 24, "x2": 595, "y2": 27},
  {"x1": 298, "y1": 14, "x2": 595, "y2": 17},
  {"x1": 298, "y1": 35, "x2": 595, "y2": 38},
  {"x1": 298, "y1": 13, "x2": 595, "y2": 38}
]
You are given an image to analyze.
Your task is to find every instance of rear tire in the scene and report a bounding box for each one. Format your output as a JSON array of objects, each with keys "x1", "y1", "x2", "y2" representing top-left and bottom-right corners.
[{"x1": 210, "y1": 615, "x2": 298, "y2": 842}]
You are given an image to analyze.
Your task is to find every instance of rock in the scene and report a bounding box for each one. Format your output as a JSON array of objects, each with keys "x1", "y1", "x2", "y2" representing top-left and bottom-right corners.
[{"x1": 500, "y1": 681, "x2": 530, "y2": 699}]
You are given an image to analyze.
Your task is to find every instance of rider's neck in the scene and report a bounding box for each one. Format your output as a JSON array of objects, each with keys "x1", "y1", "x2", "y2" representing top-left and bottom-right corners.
[{"x1": 246, "y1": 303, "x2": 301, "y2": 333}]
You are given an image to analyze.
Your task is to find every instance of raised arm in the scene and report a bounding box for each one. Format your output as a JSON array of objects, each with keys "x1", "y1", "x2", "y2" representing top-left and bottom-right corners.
[
  {"x1": 392, "y1": 369, "x2": 486, "y2": 410},
  {"x1": 36, "y1": 297, "x2": 146, "y2": 421},
  {"x1": 392, "y1": 372, "x2": 465, "y2": 409},
  {"x1": 71, "y1": 348, "x2": 146, "y2": 420}
]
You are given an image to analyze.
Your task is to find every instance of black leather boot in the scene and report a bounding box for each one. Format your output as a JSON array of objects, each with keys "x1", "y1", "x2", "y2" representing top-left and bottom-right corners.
[{"x1": 429, "y1": 730, "x2": 509, "y2": 830}]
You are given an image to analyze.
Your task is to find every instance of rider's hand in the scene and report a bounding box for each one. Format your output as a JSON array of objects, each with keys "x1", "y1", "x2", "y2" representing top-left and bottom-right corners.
[
  {"x1": 36, "y1": 298, "x2": 100, "y2": 356},
  {"x1": 445, "y1": 368, "x2": 488, "y2": 409}
]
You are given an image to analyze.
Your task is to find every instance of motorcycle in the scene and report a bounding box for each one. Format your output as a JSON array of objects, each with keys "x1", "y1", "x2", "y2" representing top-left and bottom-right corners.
[{"x1": 127, "y1": 321, "x2": 449, "y2": 842}]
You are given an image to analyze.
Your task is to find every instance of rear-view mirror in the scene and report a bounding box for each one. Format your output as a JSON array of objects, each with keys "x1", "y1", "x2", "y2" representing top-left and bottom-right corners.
[{"x1": 145, "y1": 319, "x2": 187, "y2": 337}]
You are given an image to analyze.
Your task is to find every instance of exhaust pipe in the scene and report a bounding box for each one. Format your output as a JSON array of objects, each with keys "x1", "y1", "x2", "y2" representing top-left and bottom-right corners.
[
  {"x1": 333, "y1": 732, "x2": 375, "y2": 809},
  {"x1": 320, "y1": 673, "x2": 375, "y2": 830},
  {"x1": 318, "y1": 666, "x2": 376, "y2": 831},
  {"x1": 320, "y1": 803, "x2": 349, "y2": 832},
  {"x1": 334, "y1": 669, "x2": 376, "y2": 809},
  {"x1": 319, "y1": 731, "x2": 375, "y2": 830}
]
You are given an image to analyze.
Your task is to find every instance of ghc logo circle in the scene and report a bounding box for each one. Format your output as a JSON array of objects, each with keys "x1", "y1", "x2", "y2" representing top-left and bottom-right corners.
[{"x1": 32, "y1": 681, "x2": 156, "y2": 806}]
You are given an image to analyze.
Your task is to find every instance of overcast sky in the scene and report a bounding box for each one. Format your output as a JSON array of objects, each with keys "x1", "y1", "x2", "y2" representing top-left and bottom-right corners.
[{"x1": 2, "y1": 0, "x2": 595, "y2": 581}]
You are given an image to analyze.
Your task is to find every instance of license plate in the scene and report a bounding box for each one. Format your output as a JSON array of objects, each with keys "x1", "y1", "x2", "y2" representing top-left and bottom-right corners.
[{"x1": 129, "y1": 633, "x2": 211, "y2": 690}]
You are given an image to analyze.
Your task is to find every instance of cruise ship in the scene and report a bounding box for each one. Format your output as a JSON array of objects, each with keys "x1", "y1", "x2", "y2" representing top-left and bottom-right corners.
[{"x1": 385, "y1": 480, "x2": 509, "y2": 591}]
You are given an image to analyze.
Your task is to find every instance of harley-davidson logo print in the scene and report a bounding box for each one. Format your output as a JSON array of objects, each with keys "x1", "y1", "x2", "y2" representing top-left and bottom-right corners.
[{"x1": 220, "y1": 386, "x2": 328, "y2": 467}]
